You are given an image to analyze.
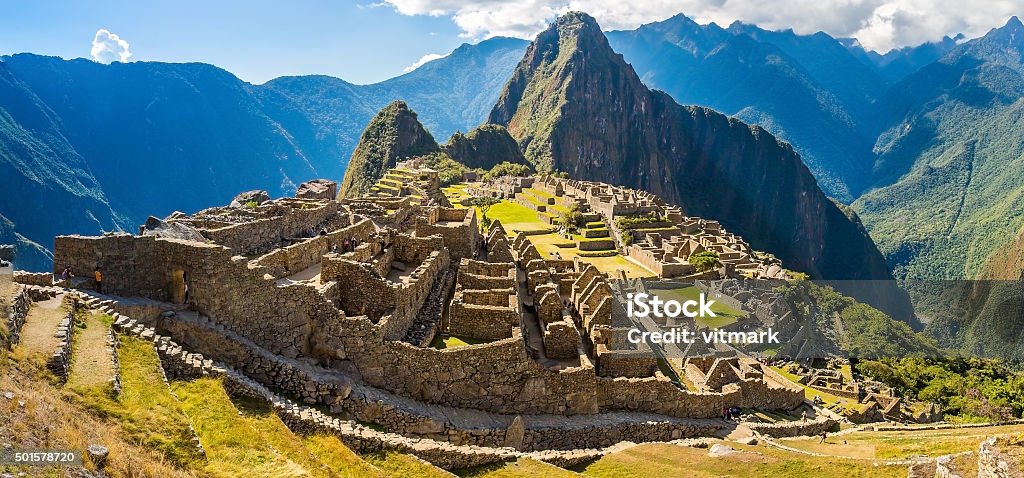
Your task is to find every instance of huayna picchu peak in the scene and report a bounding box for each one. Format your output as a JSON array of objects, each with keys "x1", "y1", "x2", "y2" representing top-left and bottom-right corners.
[{"x1": 489, "y1": 12, "x2": 913, "y2": 323}]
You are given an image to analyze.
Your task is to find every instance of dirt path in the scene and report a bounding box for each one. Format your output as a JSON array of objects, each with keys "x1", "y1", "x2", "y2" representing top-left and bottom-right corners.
[
  {"x1": 17, "y1": 294, "x2": 67, "y2": 359},
  {"x1": 67, "y1": 311, "x2": 115, "y2": 388}
]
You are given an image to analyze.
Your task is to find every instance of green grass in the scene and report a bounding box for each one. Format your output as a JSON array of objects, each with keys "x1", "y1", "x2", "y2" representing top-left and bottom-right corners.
[
  {"x1": 64, "y1": 336, "x2": 202, "y2": 468},
  {"x1": 778, "y1": 423, "x2": 1024, "y2": 460},
  {"x1": 173, "y1": 377, "x2": 324, "y2": 477},
  {"x1": 651, "y1": 286, "x2": 746, "y2": 328},
  {"x1": 303, "y1": 435, "x2": 384, "y2": 477},
  {"x1": 364, "y1": 451, "x2": 453, "y2": 478},
  {"x1": 484, "y1": 201, "x2": 551, "y2": 233},
  {"x1": 770, "y1": 366, "x2": 850, "y2": 407},
  {"x1": 580, "y1": 442, "x2": 904, "y2": 478},
  {"x1": 460, "y1": 457, "x2": 578, "y2": 477},
  {"x1": 431, "y1": 335, "x2": 489, "y2": 349}
]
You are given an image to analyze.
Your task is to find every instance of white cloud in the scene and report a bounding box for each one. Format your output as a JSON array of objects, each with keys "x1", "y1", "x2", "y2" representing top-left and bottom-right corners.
[
  {"x1": 90, "y1": 28, "x2": 132, "y2": 64},
  {"x1": 381, "y1": 0, "x2": 1024, "y2": 52},
  {"x1": 403, "y1": 52, "x2": 447, "y2": 72}
]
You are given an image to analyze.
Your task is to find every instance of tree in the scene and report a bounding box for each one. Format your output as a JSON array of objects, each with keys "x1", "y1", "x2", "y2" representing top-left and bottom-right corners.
[
  {"x1": 556, "y1": 203, "x2": 584, "y2": 234},
  {"x1": 467, "y1": 196, "x2": 500, "y2": 229},
  {"x1": 689, "y1": 250, "x2": 721, "y2": 272}
]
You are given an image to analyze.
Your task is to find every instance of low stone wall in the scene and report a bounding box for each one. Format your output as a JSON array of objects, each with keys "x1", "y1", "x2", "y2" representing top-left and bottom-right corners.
[
  {"x1": 747, "y1": 417, "x2": 837, "y2": 438},
  {"x1": 978, "y1": 437, "x2": 1021, "y2": 478},
  {"x1": 577, "y1": 239, "x2": 615, "y2": 251},
  {"x1": 625, "y1": 246, "x2": 692, "y2": 278},
  {"x1": 108, "y1": 327, "x2": 122, "y2": 396},
  {"x1": 448, "y1": 290, "x2": 519, "y2": 341},
  {"x1": 12, "y1": 271, "x2": 54, "y2": 287},
  {"x1": 47, "y1": 306, "x2": 75, "y2": 383},
  {"x1": 3, "y1": 285, "x2": 29, "y2": 349}
]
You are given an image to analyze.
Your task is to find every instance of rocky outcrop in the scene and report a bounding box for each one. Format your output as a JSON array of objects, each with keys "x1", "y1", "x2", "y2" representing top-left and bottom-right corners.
[
  {"x1": 488, "y1": 12, "x2": 912, "y2": 322},
  {"x1": 443, "y1": 124, "x2": 526, "y2": 170},
  {"x1": 339, "y1": 101, "x2": 440, "y2": 198}
]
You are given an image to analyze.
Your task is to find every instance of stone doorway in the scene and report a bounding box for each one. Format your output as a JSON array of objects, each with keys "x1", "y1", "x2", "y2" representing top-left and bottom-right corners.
[{"x1": 171, "y1": 269, "x2": 187, "y2": 304}]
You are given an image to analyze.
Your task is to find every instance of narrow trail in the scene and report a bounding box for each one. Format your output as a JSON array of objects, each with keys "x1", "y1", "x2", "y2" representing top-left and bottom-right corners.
[
  {"x1": 66, "y1": 311, "x2": 115, "y2": 388},
  {"x1": 16, "y1": 294, "x2": 66, "y2": 360}
]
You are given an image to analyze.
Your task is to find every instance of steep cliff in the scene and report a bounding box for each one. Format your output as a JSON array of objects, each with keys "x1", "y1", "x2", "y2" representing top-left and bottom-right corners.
[
  {"x1": 338, "y1": 101, "x2": 440, "y2": 198},
  {"x1": 489, "y1": 12, "x2": 913, "y2": 323},
  {"x1": 443, "y1": 124, "x2": 526, "y2": 170}
]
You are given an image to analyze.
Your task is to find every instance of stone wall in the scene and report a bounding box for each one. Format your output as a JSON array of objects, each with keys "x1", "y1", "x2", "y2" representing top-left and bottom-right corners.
[
  {"x1": 746, "y1": 417, "x2": 837, "y2": 438},
  {"x1": 54, "y1": 234, "x2": 346, "y2": 360},
  {"x1": 12, "y1": 271, "x2": 54, "y2": 286},
  {"x1": 195, "y1": 201, "x2": 349, "y2": 256},
  {"x1": 2, "y1": 285, "x2": 29, "y2": 349},
  {"x1": 251, "y1": 219, "x2": 374, "y2": 278},
  {"x1": 448, "y1": 289, "x2": 520, "y2": 341},
  {"x1": 543, "y1": 320, "x2": 580, "y2": 359},
  {"x1": 978, "y1": 437, "x2": 1022, "y2": 478},
  {"x1": 415, "y1": 207, "x2": 478, "y2": 262},
  {"x1": 594, "y1": 345, "x2": 658, "y2": 378},
  {"x1": 47, "y1": 305, "x2": 75, "y2": 383}
]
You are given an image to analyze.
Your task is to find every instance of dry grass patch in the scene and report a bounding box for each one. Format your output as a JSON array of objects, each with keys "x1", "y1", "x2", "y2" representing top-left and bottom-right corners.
[
  {"x1": 460, "y1": 457, "x2": 579, "y2": 477},
  {"x1": 579, "y1": 442, "x2": 905, "y2": 478},
  {"x1": 302, "y1": 434, "x2": 385, "y2": 477},
  {"x1": 364, "y1": 451, "x2": 454, "y2": 477}
]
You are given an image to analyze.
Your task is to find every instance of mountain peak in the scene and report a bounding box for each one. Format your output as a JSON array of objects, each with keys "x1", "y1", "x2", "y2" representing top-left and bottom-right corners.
[
  {"x1": 338, "y1": 100, "x2": 439, "y2": 198},
  {"x1": 1005, "y1": 15, "x2": 1023, "y2": 30}
]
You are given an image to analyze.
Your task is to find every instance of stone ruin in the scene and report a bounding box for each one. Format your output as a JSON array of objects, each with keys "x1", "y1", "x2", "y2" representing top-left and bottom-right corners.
[
  {"x1": 38, "y1": 166, "x2": 822, "y2": 468},
  {"x1": 0, "y1": 244, "x2": 12, "y2": 268}
]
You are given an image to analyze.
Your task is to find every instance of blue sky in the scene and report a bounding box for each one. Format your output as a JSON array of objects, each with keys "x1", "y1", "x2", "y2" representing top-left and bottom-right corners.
[
  {"x1": 2, "y1": 0, "x2": 1020, "y2": 84},
  {"x1": 0, "y1": 0, "x2": 469, "y2": 85}
]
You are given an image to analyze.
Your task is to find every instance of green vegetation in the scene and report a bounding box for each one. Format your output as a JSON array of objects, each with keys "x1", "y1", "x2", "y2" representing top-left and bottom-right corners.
[
  {"x1": 303, "y1": 435, "x2": 384, "y2": 477},
  {"x1": 431, "y1": 335, "x2": 488, "y2": 349},
  {"x1": 420, "y1": 151, "x2": 470, "y2": 186},
  {"x1": 556, "y1": 203, "x2": 585, "y2": 233},
  {"x1": 613, "y1": 213, "x2": 666, "y2": 230},
  {"x1": 364, "y1": 451, "x2": 452, "y2": 478},
  {"x1": 444, "y1": 124, "x2": 528, "y2": 170},
  {"x1": 855, "y1": 357, "x2": 1024, "y2": 422},
  {"x1": 579, "y1": 442, "x2": 905, "y2": 478},
  {"x1": 689, "y1": 250, "x2": 721, "y2": 272},
  {"x1": 65, "y1": 336, "x2": 202, "y2": 468},
  {"x1": 482, "y1": 161, "x2": 532, "y2": 182},
  {"x1": 340, "y1": 100, "x2": 440, "y2": 198},
  {"x1": 777, "y1": 281, "x2": 941, "y2": 358}
]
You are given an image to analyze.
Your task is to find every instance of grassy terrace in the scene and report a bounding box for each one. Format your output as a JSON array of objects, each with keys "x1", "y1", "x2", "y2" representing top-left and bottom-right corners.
[
  {"x1": 777, "y1": 423, "x2": 1024, "y2": 460},
  {"x1": 771, "y1": 365, "x2": 853, "y2": 409},
  {"x1": 444, "y1": 193, "x2": 657, "y2": 278},
  {"x1": 652, "y1": 286, "x2": 746, "y2": 329}
]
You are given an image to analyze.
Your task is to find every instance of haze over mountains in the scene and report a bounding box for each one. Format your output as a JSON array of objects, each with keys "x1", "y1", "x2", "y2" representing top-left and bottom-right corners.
[{"x1": 1, "y1": 10, "x2": 1023, "y2": 289}]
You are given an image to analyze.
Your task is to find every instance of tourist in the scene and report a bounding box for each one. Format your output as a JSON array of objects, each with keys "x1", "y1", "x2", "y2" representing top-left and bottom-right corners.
[
  {"x1": 343, "y1": 238, "x2": 351, "y2": 252},
  {"x1": 818, "y1": 431, "x2": 827, "y2": 444},
  {"x1": 60, "y1": 265, "x2": 73, "y2": 286},
  {"x1": 94, "y1": 266, "x2": 103, "y2": 294},
  {"x1": 801, "y1": 410, "x2": 808, "y2": 422}
]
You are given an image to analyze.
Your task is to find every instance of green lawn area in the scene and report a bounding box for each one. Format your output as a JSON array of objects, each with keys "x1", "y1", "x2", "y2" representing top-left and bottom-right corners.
[
  {"x1": 460, "y1": 457, "x2": 579, "y2": 477},
  {"x1": 523, "y1": 187, "x2": 554, "y2": 199},
  {"x1": 651, "y1": 286, "x2": 746, "y2": 328},
  {"x1": 778, "y1": 423, "x2": 1024, "y2": 460},
  {"x1": 484, "y1": 201, "x2": 552, "y2": 233},
  {"x1": 579, "y1": 441, "x2": 905, "y2": 478},
  {"x1": 771, "y1": 366, "x2": 852, "y2": 407},
  {"x1": 64, "y1": 336, "x2": 202, "y2": 468},
  {"x1": 431, "y1": 335, "x2": 489, "y2": 349}
]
